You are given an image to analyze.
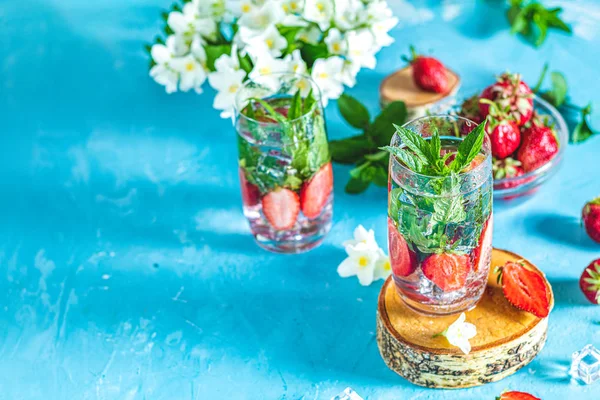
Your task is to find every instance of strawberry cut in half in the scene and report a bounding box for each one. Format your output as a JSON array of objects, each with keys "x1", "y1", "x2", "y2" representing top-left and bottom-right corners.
[
  {"x1": 261, "y1": 188, "x2": 300, "y2": 231},
  {"x1": 388, "y1": 218, "x2": 417, "y2": 277},
  {"x1": 580, "y1": 259, "x2": 600, "y2": 305},
  {"x1": 582, "y1": 196, "x2": 600, "y2": 244},
  {"x1": 300, "y1": 162, "x2": 333, "y2": 219},
  {"x1": 472, "y1": 215, "x2": 493, "y2": 272},
  {"x1": 497, "y1": 261, "x2": 550, "y2": 318},
  {"x1": 497, "y1": 391, "x2": 541, "y2": 400},
  {"x1": 239, "y1": 167, "x2": 261, "y2": 207},
  {"x1": 422, "y1": 253, "x2": 471, "y2": 292}
]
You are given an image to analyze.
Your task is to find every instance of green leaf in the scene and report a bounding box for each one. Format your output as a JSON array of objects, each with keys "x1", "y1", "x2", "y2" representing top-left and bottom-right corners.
[
  {"x1": 205, "y1": 44, "x2": 232, "y2": 71},
  {"x1": 380, "y1": 146, "x2": 423, "y2": 173},
  {"x1": 329, "y1": 135, "x2": 372, "y2": 164},
  {"x1": 431, "y1": 196, "x2": 467, "y2": 225},
  {"x1": 388, "y1": 188, "x2": 403, "y2": 223},
  {"x1": 345, "y1": 177, "x2": 370, "y2": 194},
  {"x1": 248, "y1": 98, "x2": 287, "y2": 124},
  {"x1": 429, "y1": 128, "x2": 441, "y2": 163},
  {"x1": 238, "y1": 53, "x2": 253, "y2": 74},
  {"x1": 451, "y1": 121, "x2": 486, "y2": 172},
  {"x1": 283, "y1": 174, "x2": 303, "y2": 190},
  {"x1": 548, "y1": 71, "x2": 568, "y2": 107},
  {"x1": 372, "y1": 165, "x2": 388, "y2": 187},
  {"x1": 533, "y1": 62, "x2": 548, "y2": 93},
  {"x1": 288, "y1": 90, "x2": 302, "y2": 121},
  {"x1": 391, "y1": 124, "x2": 431, "y2": 164},
  {"x1": 367, "y1": 101, "x2": 408, "y2": 147},
  {"x1": 532, "y1": 15, "x2": 548, "y2": 48},
  {"x1": 572, "y1": 103, "x2": 597, "y2": 144},
  {"x1": 337, "y1": 94, "x2": 371, "y2": 130},
  {"x1": 303, "y1": 89, "x2": 316, "y2": 114},
  {"x1": 363, "y1": 150, "x2": 388, "y2": 163},
  {"x1": 506, "y1": 2, "x2": 571, "y2": 47},
  {"x1": 300, "y1": 43, "x2": 328, "y2": 68}
]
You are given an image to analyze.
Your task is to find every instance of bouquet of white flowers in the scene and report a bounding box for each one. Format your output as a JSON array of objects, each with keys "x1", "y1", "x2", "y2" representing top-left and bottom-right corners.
[{"x1": 148, "y1": 0, "x2": 398, "y2": 118}]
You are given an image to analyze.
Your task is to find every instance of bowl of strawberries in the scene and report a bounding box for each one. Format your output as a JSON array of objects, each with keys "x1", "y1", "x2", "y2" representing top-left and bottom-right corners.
[{"x1": 458, "y1": 72, "x2": 568, "y2": 200}]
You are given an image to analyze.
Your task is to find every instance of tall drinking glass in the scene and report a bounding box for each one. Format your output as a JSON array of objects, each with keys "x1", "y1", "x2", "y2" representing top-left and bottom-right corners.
[
  {"x1": 235, "y1": 73, "x2": 333, "y2": 253},
  {"x1": 387, "y1": 115, "x2": 493, "y2": 315}
]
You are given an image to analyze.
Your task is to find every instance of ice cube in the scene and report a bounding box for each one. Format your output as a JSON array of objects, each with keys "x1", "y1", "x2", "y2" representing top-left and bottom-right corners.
[
  {"x1": 330, "y1": 387, "x2": 363, "y2": 400},
  {"x1": 570, "y1": 344, "x2": 600, "y2": 384}
]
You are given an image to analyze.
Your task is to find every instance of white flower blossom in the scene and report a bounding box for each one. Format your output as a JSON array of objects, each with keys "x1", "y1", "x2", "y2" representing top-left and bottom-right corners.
[
  {"x1": 374, "y1": 249, "x2": 392, "y2": 281},
  {"x1": 248, "y1": 49, "x2": 289, "y2": 89},
  {"x1": 281, "y1": 0, "x2": 304, "y2": 14},
  {"x1": 337, "y1": 242, "x2": 380, "y2": 286},
  {"x1": 371, "y1": 15, "x2": 398, "y2": 48},
  {"x1": 296, "y1": 25, "x2": 322, "y2": 44},
  {"x1": 324, "y1": 28, "x2": 346, "y2": 55},
  {"x1": 207, "y1": 46, "x2": 247, "y2": 118},
  {"x1": 227, "y1": 0, "x2": 257, "y2": 18},
  {"x1": 168, "y1": 3, "x2": 217, "y2": 40},
  {"x1": 245, "y1": 24, "x2": 288, "y2": 57},
  {"x1": 311, "y1": 56, "x2": 344, "y2": 105},
  {"x1": 284, "y1": 49, "x2": 307, "y2": 75},
  {"x1": 333, "y1": 0, "x2": 364, "y2": 30},
  {"x1": 437, "y1": 313, "x2": 477, "y2": 355},
  {"x1": 346, "y1": 29, "x2": 377, "y2": 69},
  {"x1": 303, "y1": 0, "x2": 334, "y2": 30},
  {"x1": 170, "y1": 55, "x2": 207, "y2": 93},
  {"x1": 149, "y1": 36, "x2": 182, "y2": 93},
  {"x1": 237, "y1": 1, "x2": 284, "y2": 31},
  {"x1": 343, "y1": 225, "x2": 379, "y2": 249},
  {"x1": 340, "y1": 59, "x2": 360, "y2": 88}
]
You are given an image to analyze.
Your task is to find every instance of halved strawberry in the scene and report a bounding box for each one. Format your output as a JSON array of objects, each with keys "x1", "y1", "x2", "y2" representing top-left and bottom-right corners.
[
  {"x1": 497, "y1": 391, "x2": 540, "y2": 400},
  {"x1": 422, "y1": 253, "x2": 471, "y2": 292},
  {"x1": 300, "y1": 162, "x2": 333, "y2": 219},
  {"x1": 261, "y1": 188, "x2": 300, "y2": 230},
  {"x1": 472, "y1": 215, "x2": 493, "y2": 272},
  {"x1": 239, "y1": 167, "x2": 260, "y2": 207},
  {"x1": 497, "y1": 261, "x2": 550, "y2": 318},
  {"x1": 580, "y1": 259, "x2": 600, "y2": 305},
  {"x1": 388, "y1": 218, "x2": 417, "y2": 277}
]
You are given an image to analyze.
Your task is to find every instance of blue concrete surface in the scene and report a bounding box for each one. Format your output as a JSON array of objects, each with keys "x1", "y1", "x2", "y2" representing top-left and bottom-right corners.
[{"x1": 1, "y1": 0, "x2": 599, "y2": 399}]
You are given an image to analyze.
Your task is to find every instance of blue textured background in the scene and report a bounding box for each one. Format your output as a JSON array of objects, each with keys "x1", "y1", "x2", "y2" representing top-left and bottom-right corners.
[{"x1": 1, "y1": 0, "x2": 599, "y2": 399}]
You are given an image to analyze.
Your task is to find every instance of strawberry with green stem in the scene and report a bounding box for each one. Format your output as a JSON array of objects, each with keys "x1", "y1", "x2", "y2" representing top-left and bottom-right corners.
[
  {"x1": 402, "y1": 46, "x2": 449, "y2": 94},
  {"x1": 582, "y1": 196, "x2": 600, "y2": 244},
  {"x1": 495, "y1": 261, "x2": 550, "y2": 318},
  {"x1": 517, "y1": 124, "x2": 559, "y2": 172},
  {"x1": 580, "y1": 259, "x2": 600, "y2": 304},
  {"x1": 480, "y1": 99, "x2": 521, "y2": 159},
  {"x1": 480, "y1": 72, "x2": 534, "y2": 126},
  {"x1": 496, "y1": 391, "x2": 541, "y2": 400}
]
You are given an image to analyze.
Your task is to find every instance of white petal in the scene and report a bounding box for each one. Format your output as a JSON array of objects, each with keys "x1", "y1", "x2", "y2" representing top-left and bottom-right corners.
[
  {"x1": 461, "y1": 323, "x2": 477, "y2": 339},
  {"x1": 356, "y1": 263, "x2": 375, "y2": 286},
  {"x1": 151, "y1": 44, "x2": 171, "y2": 64},
  {"x1": 167, "y1": 12, "x2": 189, "y2": 34},
  {"x1": 337, "y1": 257, "x2": 358, "y2": 278}
]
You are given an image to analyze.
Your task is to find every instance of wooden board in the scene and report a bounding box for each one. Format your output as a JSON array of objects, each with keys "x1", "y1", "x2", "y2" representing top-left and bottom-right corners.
[
  {"x1": 379, "y1": 65, "x2": 461, "y2": 109},
  {"x1": 376, "y1": 248, "x2": 553, "y2": 389}
]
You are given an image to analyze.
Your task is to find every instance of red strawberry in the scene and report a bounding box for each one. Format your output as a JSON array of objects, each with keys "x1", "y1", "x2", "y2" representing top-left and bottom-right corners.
[
  {"x1": 517, "y1": 125, "x2": 559, "y2": 172},
  {"x1": 422, "y1": 253, "x2": 471, "y2": 292},
  {"x1": 239, "y1": 167, "x2": 260, "y2": 207},
  {"x1": 493, "y1": 158, "x2": 534, "y2": 190},
  {"x1": 497, "y1": 391, "x2": 541, "y2": 400},
  {"x1": 582, "y1": 196, "x2": 600, "y2": 243},
  {"x1": 388, "y1": 218, "x2": 417, "y2": 277},
  {"x1": 487, "y1": 118, "x2": 521, "y2": 159},
  {"x1": 472, "y1": 215, "x2": 493, "y2": 272},
  {"x1": 405, "y1": 47, "x2": 449, "y2": 93},
  {"x1": 262, "y1": 188, "x2": 300, "y2": 230},
  {"x1": 497, "y1": 261, "x2": 550, "y2": 318},
  {"x1": 580, "y1": 259, "x2": 600, "y2": 304},
  {"x1": 300, "y1": 162, "x2": 333, "y2": 219},
  {"x1": 479, "y1": 72, "x2": 533, "y2": 126}
]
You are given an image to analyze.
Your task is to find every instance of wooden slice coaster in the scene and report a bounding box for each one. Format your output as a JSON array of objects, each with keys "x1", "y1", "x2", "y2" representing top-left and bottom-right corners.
[{"x1": 376, "y1": 248, "x2": 554, "y2": 389}]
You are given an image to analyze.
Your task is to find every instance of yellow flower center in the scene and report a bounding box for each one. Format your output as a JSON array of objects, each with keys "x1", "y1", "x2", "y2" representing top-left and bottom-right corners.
[
  {"x1": 383, "y1": 261, "x2": 391, "y2": 271},
  {"x1": 265, "y1": 38, "x2": 274, "y2": 48},
  {"x1": 185, "y1": 62, "x2": 195, "y2": 72},
  {"x1": 290, "y1": 2, "x2": 298, "y2": 11},
  {"x1": 259, "y1": 67, "x2": 271, "y2": 75},
  {"x1": 358, "y1": 256, "x2": 369, "y2": 268},
  {"x1": 241, "y1": 3, "x2": 251, "y2": 13},
  {"x1": 318, "y1": 72, "x2": 328, "y2": 79},
  {"x1": 228, "y1": 84, "x2": 239, "y2": 93},
  {"x1": 332, "y1": 43, "x2": 341, "y2": 52},
  {"x1": 282, "y1": 4, "x2": 289, "y2": 12},
  {"x1": 316, "y1": 2, "x2": 325, "y2": 12}
]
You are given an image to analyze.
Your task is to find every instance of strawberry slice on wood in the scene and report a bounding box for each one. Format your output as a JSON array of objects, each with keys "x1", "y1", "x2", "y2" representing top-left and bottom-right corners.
[
  {"x1": 580, "y1": 259, "x2": 600, "y2": 305},
  {"x1": 387, "y1": 218, "x2": 417, "y2": 277},
  {"x1": 239, "y1": 167, "x2": 260, "y2": 207},
  {"x1": 300, "y1": 162, "x2": 333, "y2": 219},
  {"x1": 497, "y1": 391, "x2": 541, "y2": 400},
  {"x1": 422, "y1": 253, "x2": 471, "y2": 292},
  {"x1": 262, "y1": 188, "x2": 300, "y2": 230},
  {"x1": 497, "y1": 261, "x2": 550, "y2": 318},
  {"x1": 472, "y1": 215, "x2": 493, "y2": 272}
]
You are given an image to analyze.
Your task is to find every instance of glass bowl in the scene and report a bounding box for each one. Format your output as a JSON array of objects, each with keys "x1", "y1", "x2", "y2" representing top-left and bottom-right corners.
[{"x1": 492, "y1": 94, "x2": 568, "y2": 200}]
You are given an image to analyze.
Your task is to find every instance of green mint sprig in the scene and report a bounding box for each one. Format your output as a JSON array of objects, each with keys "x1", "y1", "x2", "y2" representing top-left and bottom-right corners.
[
  {"x1": 533, "y1": 63, "x2": 597, "y2": 144},
  {"x1": 507, "y1": 0, "x2": 571, "y2": 48},
  {"x1": 329, "y1": 94, "x2": 408, "y2": 194},
  {"x1": 380, "y1": 121, "x2": 487, "y2": 177}
]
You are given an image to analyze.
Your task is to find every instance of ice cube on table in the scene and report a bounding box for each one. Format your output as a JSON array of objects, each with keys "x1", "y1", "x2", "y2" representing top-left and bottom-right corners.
[
  {"x1": 570, "y1": 344, "x2": 600, "y2": 384},
  {"x1": 330, "y1": 387, "x2": 363, "y2": 400}
]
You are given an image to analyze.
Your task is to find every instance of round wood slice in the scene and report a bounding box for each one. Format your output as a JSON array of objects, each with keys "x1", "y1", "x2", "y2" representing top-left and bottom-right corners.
[
  {"x1": 379, "y1": 65, "x2": 461, "y2": 114},
  {"x1": 376, "y1": 248, "x2": 554, "y2": 389}
]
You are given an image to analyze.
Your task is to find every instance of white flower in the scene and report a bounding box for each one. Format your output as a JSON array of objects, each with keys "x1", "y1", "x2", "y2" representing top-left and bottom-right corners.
[
  {"x1": 303, "y1": 0, "x2": 334, "y2": 30},
  {"x1": 167, "y1": 4, "x2": 217, "y2": 40},
  {"x1": 248, "y1": 50, "x2": 289, "y2": 89},
  {"x1": 337, "y1": 242, "x2": 380, "y2": 286},
  {"x1": 343, "y1": 224, "x2": 378, "y2": 249},
  {"x1": 149, "y1": 37, "x2": 181, "y2": 93},
  {"x1": 340, "y1": 59, "x2": 360, "y2": 87},
  {"x1": 227, "y1": 0, "x2": 256, "y2": 18},
  {"x1": 245, "y1": 24, "x2": 288, "y2": 57},
  {"x1": 209, "y1": 69, "x2": 247, "y2": 118},
  {"x1": 296, "y1": 25, "x2": 322, "y2": 44},
  {"x1": 284, "y1": 49, "x2": 307, "y2": 75},
  {"x1": 170, "y1": 55, "x2": 207, "y2": 93},
  {"x1": 371, "y1": 16, "x2": 398, "y2": 48},
  {"x1": 324, "y1": 28, "x2": 346, "y2": 55},
  {"x1": 346, "y1": 29, "x2": 377, "y2": 69},
  {"x1": 237, "y1": 1, "x2": 284, "y2": 31},
  {"x1": 333, "y1": 0, "x2": 364, "y2": 30},
  {"x1": 195, "y1": 0, "x2": 226, "y2": 18},
  {"x1": 281, "y1": 0, "x2": 304, "y2": 14},
  {"x1": 311, "y1": 56, "x2": 344, "y2": 106},
  {"x1": 374, "y1": 249, "x2": 392, "y2": 280},
  {"x1": 437, "y1": 313, "x2": 477, "y2": 355}
]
